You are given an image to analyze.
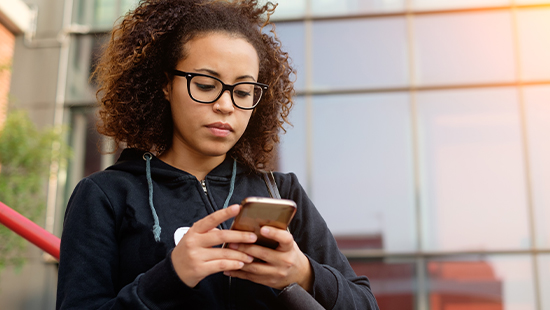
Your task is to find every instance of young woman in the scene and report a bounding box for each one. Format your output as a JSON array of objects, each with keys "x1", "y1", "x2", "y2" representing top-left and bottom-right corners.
[{"x1": 56, "y1": 0, "x2": 379, "y2": 309}]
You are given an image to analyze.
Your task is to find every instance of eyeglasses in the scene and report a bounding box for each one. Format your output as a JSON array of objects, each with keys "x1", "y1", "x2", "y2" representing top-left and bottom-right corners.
[{"x1": 172, "y1": 70, "x2": 268, "y2": 110}]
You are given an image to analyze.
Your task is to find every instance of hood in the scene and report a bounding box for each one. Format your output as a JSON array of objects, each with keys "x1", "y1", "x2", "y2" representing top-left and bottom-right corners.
[{"x1": 107, "y1": 148, "x2": 245, "y2": 182}]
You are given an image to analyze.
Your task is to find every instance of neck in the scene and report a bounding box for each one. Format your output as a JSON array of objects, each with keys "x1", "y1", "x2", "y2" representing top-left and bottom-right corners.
[{"x1": 158, "y1": 148, "x2": 226, "y2": 181}]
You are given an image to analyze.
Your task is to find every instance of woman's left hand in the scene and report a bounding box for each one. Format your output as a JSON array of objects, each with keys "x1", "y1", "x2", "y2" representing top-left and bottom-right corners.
[{"x1": 223, "y1": 226, "x2": 313, "y2": 292}]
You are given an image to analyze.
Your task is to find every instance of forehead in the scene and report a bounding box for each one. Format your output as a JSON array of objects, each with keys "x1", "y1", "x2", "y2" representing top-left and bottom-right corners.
[{"x1": 178, "y1": 32, "x2": 260, "y2": 76}]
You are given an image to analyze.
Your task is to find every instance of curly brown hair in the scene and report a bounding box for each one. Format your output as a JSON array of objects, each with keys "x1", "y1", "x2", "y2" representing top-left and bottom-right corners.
[{"x1": 93, "y1": 0, "x2": 294, "y2": 170}]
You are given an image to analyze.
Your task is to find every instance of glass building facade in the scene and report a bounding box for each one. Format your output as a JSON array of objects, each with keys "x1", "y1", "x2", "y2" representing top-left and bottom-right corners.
[{"x1": 63, "y1": 1, "x2": 550, "y2": 309}]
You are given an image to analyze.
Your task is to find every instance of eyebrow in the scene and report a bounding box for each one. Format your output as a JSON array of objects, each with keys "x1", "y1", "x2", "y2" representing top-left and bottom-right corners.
[{"x1": 194, "y1": 68, "x2": 257, "y2": 82}]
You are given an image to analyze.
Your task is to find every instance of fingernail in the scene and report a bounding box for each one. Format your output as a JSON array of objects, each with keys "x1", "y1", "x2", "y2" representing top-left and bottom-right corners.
[
  {"x1": 230, "y1": 204, "x2": 239, "y2": 212},
  {"x1": 238, "y1": 262, "x2": 244, "y2": 267},
  {"x1": 229, "y1": 243, "x2": 238, "y2": 250},
  {"x1": 249, "y1": 233, "x2": 257, "y2": 241},
  {"x1": 261, "y1": 226, "x2": 270, "y2": 235},
  {"x1": 247, "y1": 255, "x2": 254, "y2": 262},
  {"x1": 224, "y1": 271, "x2": 231, "y2": 276}
]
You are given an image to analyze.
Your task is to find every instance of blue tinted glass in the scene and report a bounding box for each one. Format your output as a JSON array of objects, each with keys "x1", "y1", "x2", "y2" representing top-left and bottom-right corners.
[
  {"x1": 270, "y1": 0, "x2": 306, "y2": 20},
  {"x1": 312, "y1": 0, "x2": 405, "y2": 16},
  {"x1": 412, "y1": 0, "x2": 509, "y2": 11},
  {"x1": 273, "y1": 22, "x2": 306, "y2": 92},
  {"x1": 278, "y1": 96, "x2": 308, "y2": 190},
  {"x1": 312, "y1": 17, "x2": 409, "y2": 91},
  {"x1": 311, "y1": 93, "x2": 416, "y2": 252}
]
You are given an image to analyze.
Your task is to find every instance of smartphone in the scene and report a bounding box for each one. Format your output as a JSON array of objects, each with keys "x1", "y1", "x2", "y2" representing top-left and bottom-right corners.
[{"x1": 226, "y1": 197, "x2": 297, "y2": 249}]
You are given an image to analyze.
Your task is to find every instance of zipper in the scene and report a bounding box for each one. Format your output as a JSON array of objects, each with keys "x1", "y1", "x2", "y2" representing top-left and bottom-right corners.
[
  {"x1": 200, "y1": 179, "x2": 207, "y2": 195},
  {"x1": 201, "y1": 179, "x2": 233, "y2": 307}
]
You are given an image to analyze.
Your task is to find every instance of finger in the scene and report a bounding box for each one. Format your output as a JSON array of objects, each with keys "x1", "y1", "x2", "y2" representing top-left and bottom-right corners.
[
  {"x1": 200, "y1": 248, "x2": 254, "y2": 264},
  {"x1": 197, "y1": 229, "x2": 257, "y2": 248},
  {"x1": 192, "y1": 204, "x2": 241, "y2": 233},
  {"x1": 202, "y1": 259, "x2": 247, "y2": 274},
  {"x1": 229, "y1": 243, "x2": 278, "y2": 263},
  {"x1": 260, "y1": 226, "x2": 294, "y2": 251}
]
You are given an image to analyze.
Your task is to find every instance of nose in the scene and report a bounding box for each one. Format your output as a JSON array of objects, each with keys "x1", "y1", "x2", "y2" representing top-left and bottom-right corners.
[{"x1": 214, "y1": 90, "x2": 234, "y2": 114}]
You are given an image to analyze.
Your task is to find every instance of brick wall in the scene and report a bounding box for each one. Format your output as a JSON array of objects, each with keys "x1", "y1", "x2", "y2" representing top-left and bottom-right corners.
[{"x1": 0, "y1": 23, "x2": 15, "y2": 127}]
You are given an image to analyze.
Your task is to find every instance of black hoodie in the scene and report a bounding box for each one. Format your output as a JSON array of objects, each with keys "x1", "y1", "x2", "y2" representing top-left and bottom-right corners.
[{"x1": 56, "y1": 149, "x2": 379, "y2": 309}]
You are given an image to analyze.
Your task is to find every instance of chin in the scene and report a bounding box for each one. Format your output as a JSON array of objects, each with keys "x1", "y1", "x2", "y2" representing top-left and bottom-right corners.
[{"x1": 201, "y1": 146, "x2": 234, "y2": 158}]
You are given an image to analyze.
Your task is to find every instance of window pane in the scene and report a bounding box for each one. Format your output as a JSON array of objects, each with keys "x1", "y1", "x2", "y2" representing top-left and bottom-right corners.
[
  {"x1": 270, "y1": 0, "x2": 306, "y2": 20},
  {"x1": 312, "y1": 0, "x2": 405, "y2": 16},
  {"x1": 278, "y1": 96, "x2": 308, "y2": 190},
  {"x1": 516, "y1": 8, "x2": 550, "y2": 81},
  {"x1": 413, "y1": 11, "x2": 515, "y2": 86},
  {"x1": 417, "y1": 88, "x2": 530, "y2": 251},
  {"x1": 66, "y1": 35, "x2": 108, "y2": 104},
  {"x1": 523, "y1": 85, "x2": 550, "y2": 249},
  {"x1": 412, "y1": 0, "x2": 509, "y2": 11},
  {"x1": 539, "y1": 254, "x2": 550, "y2": 310},
  {"x1": 311, "y1": 93, "x2": 416, "y2": 252},
  {"x1": 427, "y1": 256, "x2": 537, "y2": 310},
  {"x1": 121, "y1": 0, "x2": 139, "y2": 13},
  {"x1": 272, "y1": 22, "x2": 306, "y2": 91},
  {"x1": 312, "y1": 17, "x2": 410, "y2": 91},
  {"x1": 74, "y1": 0, "x2": 138, "y2": 30},
  {"x1": 347, "y1": 260, "x2": 416, "y2": 310}
]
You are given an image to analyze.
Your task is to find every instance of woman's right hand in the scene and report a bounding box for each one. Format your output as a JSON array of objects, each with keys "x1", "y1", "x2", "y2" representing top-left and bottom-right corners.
[{"x1": 170, "y1": 204, "x2": 257, "y2": 288}]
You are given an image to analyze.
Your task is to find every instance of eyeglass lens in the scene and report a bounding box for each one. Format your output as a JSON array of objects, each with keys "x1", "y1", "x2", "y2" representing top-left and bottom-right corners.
[{"x1": 189, "y1": 75, "x2": 263, "y2": 108}]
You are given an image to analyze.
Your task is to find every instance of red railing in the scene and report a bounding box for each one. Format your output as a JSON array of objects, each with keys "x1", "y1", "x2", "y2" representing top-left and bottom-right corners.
[{"x1": 0, "y1": 201, "x2": 60, "y2": 260}]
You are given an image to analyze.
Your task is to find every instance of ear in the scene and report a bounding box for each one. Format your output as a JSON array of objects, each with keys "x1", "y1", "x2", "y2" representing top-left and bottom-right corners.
[{"x1": 162, "y1": 72, "x2": 172, "y2": 101}]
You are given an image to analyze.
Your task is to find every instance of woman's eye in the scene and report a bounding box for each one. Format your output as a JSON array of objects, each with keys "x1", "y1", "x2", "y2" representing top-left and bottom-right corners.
[
  {"x1": 195, "y1": 83, "x2": 216, "y2": 91},
  {"x1": 234, "y1": 90, "x2": 252, "y2": 98}
]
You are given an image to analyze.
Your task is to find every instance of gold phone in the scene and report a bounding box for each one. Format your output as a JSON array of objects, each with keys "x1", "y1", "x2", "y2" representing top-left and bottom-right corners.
[{"x1": 226, "y1": 197, "x2": 297, "y2": 249}]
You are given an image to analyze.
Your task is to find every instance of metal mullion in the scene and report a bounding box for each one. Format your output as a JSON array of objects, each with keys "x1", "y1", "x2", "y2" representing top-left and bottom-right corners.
[
  {"x1": 342, "y1": 248, "x2": 550, "y2": 260},
  {"x1": 510, "y1": 3, "x2": 542, "y2": 310},
  {"x1": 293, "y1": 80, "x2": 550, "y2": 97},
  {"x1": 404, "y1": 0, "x2": 428, "y2": 308},
  {"x1": 304, "y1": 0, "x2": 313, "y2": 196}
]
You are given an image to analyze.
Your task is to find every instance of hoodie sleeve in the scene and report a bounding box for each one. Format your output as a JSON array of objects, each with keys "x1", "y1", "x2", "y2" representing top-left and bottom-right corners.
[
  {"x1": 56, "y1": 178, "x2": 200, "y2": 310},
  {"x1": 276, "y1": 173, "x2": 380, "y2": 310}
]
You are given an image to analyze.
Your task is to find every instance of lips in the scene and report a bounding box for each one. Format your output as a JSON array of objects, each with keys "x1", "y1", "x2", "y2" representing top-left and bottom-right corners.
[{"x1": 206, "y1": 122, "x2": 233, "y2": 137}]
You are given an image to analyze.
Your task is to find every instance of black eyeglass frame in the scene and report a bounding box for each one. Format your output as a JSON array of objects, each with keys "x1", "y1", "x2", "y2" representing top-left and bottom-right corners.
[{"x1": 172, "y1": 70, "x2": 269, "y2": 110}]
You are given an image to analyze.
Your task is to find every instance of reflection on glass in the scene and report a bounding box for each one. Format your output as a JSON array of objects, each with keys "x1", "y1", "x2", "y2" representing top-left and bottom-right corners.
[
  {"x1": 75, "y1": 0, "x2": 139, "y2": 29},
  {"x1": 311, "y1": 93, "x2": 416, "y2": 252},
  {"x1": 121, "y1": 0, "x2": 139, "y2": 14},
  {"x1": 412, "y1": 0, "x2": 509, "y2": 11},
  {"x1": 523, "y1": 86, "x2": 550, "y2": 249},
  {"x1": 417, "y1": 88, "x2": 530, "y2": 251},
  {"x1": 272, "y1": 22, "x2": 306, "y2": 91},
  {"x1": 413, "y1": 11, "x2": 515, "y2": 86},
  {"x1": 93, "y1": 0, "x2": 118, "y2": 28},
  {"x1": 270, "y1": 0, "x2": 306, "y2": 20},
  {"x1": 427, "y1": 256, "x2": 536, "y2": 310},
  {"x1": 278, "y1": 96, "x2": 308, "y2": 190},
  {"x1": 348, "y1": 260, "x2": 415, "y2": 310},
  {"x1": 312, "y1": 0, "x2": 405, "y2": 16},
  {"x1": 312, "y1": 17, "x2": 409, "y2": 91},
  {"x1": 516, "y1": 8, "x2": 550, "y2": 81},
  {"x1": 539, "y1": 255, "x2": 550, "y2": 310}
]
